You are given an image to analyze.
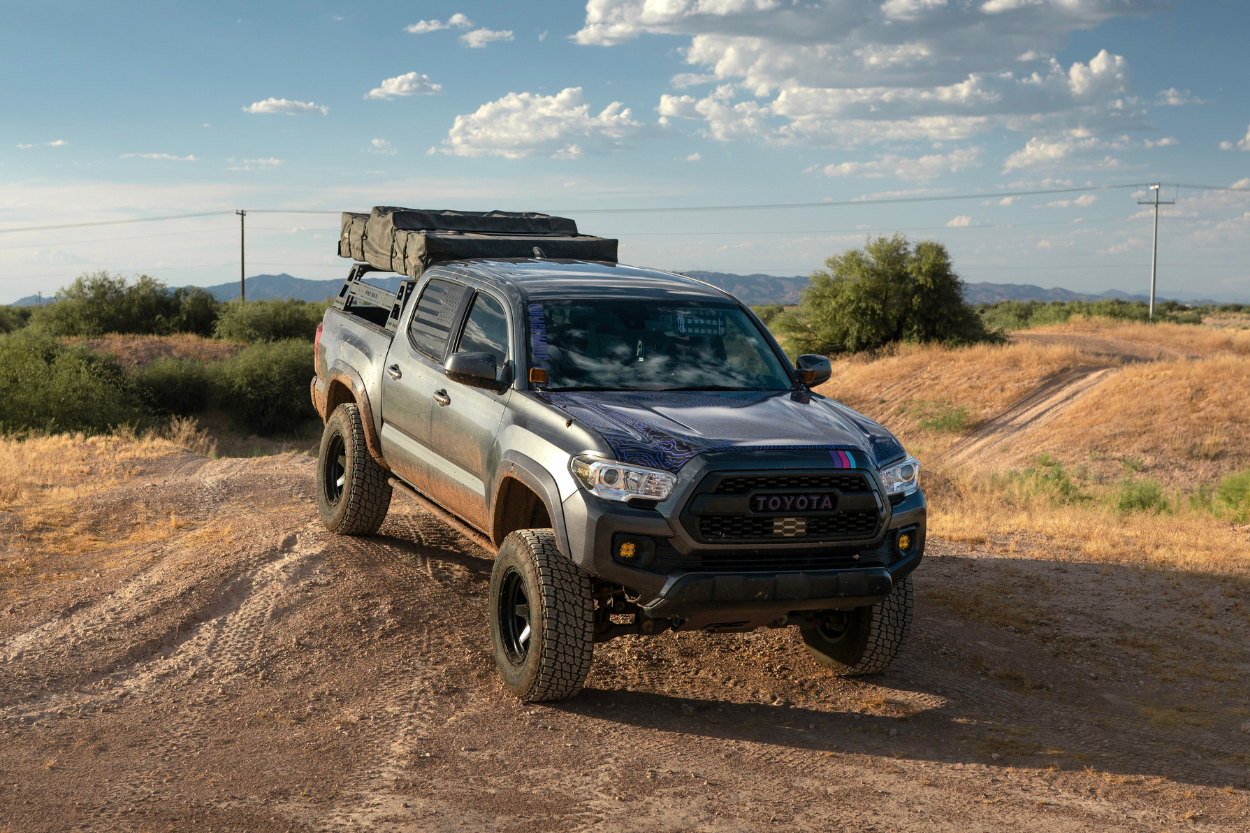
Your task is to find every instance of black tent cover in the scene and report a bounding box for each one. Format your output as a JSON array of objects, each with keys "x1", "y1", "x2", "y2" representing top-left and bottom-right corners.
[{"x1": 338, "y1": 207, "x2": 618, "y2": 279}]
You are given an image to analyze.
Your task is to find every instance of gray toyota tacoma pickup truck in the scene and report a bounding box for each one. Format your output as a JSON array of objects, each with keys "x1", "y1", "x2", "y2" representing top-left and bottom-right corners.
[{"x1": 312, "y1": 207, "x2": 924, "y2": 701}]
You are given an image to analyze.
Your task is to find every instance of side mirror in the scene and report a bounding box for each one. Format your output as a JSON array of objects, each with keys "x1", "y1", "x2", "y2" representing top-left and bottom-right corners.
[
  {"x1": 445, "y1": 351, "x2": 499, "y2": 389},
  {"x1": 795, "y1": 354, "x2": 832, "y2": 387}
]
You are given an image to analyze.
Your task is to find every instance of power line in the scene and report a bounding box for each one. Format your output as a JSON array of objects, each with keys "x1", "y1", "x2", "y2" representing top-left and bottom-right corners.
[
  {"x1": 0, "y1": 182, "x2": 1158, "y2": 235},
  {"x1": 0, "y1": 210, "x2": 235, "y2": 235},
  {"x1": 549, "y1": 183, "x2": 1150, "y2": 215}
]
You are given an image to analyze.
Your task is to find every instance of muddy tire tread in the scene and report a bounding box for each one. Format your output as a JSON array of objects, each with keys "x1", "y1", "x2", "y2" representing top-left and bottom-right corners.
[
  {"x1": 322, "y1": 403, "x2": 392, "y2": 536},
  {"x1": 506, "y1": 530, "x2": 595, "y2": 702}
]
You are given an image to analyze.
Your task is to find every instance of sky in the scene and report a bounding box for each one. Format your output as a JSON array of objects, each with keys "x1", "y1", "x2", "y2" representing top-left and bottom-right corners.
[{"x1": 2, "y1": 0, "x2": 1249, "y2": 304}]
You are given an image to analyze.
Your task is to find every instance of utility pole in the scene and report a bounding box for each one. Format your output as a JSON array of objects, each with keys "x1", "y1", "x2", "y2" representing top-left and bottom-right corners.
[
  {"x1": 236, "y1": 209, "x2": 247, "y2": 302},
  {"x1": 1137, "y1": 184, "x2": 1174, "y2": 319}
]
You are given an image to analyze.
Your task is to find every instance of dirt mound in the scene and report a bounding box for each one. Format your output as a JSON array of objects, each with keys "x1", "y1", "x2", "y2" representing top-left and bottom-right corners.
[{"x1": 2, "y1": 440, "x2": 1248, "y2": 831}]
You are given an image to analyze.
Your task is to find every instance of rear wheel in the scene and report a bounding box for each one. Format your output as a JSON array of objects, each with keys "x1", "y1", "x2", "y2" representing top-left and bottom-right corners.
[
  {"x1": 316, "y1": 402, "x2": 392, "y2": 535},
  {"x1": 802, "y1": 575, "x2": 913, "y2": 676},
  {"x1": 489, "y1": 530, "x2": 594, "y2": 701}
]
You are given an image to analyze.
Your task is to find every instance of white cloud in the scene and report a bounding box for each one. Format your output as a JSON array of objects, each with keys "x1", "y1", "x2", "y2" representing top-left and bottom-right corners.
[
  {"x1": 1143, "y1": 137, "x2": 1177, "y2": 148},
  {"x1": 1154, "y1": 88, "x2": 1204, "y2": 106},
  {"x1": 121, "y1": 153, "x2": 197, "y2": 161},
  {"x1": 538, "y1": 31, "x2": 548, "y2": 41},
  {"x1": 225, "y1": 157, "x2": 283, "y2": 170},
  {"x1": 443, "y1": 87, "x2": 663, "y2": 159},
  {"x1": 1003, "y1": 135, "x2": 1122, "y2": 172},
  {"x1": 406, "y1": 14, "x2": 472, "y2": 34},
  {"x1": 946, "y1": 215, "x2": 974, "y2": 227},
  {"x1": 16, "y1": 144, "x2": 33, "y2": 149},
  {"x1": 685, "y1": 152, "x2": 702, "y2": 161},
  {"x1": 1220, "y1": 141, "x2": 1235, "y2": 151},
  {"x1": 576, "y1": 1, "x2": 1161, "y2": 150},
  {"x1": 1044, "y1": 194, "x2": 1097, "y2": 208},
  {"x1": 47, "y1": 140, "x2": 68, "y2": 147},
  {"x1": 365, "y1": 72, "x2": 441, "y2": 99},
  {"x1": 813, "y1": 146, "x2": 980, "y2": 181},
  {"x1": 1237, "y1": 125, "x2": 1250, "y2": 152},
  {"x1": 369, "y1": 139, "x2": 396, "y2": 155},
  {"x1": 243, "y1": 98, "x2": 328, "y2": 115},
  {"x1": 998, "y1": 196, "x2": 1019, "y2": 206},
  {"x1": 461, "y1": 28, "x2": 513, "y2": 48}
]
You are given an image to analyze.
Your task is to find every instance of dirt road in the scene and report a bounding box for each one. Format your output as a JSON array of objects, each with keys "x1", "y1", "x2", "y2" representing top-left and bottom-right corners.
[{"x1": 2, "y1": 450, "x2": 1249, "y2": 831}]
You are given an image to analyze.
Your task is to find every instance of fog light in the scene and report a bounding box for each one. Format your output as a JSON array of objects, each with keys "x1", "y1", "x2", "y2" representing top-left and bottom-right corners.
[
  {"x1": 898, "y1": 532, "x2": 912, "y2": 552},
  {"x1": 611, "y1": 534, "x2": 656, "y2": 567}
]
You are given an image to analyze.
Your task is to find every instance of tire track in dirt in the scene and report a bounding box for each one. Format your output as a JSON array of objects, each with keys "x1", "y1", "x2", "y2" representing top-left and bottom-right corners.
[{"x1": 944, "y1": 366, "x2": 1116, "y2": 467}]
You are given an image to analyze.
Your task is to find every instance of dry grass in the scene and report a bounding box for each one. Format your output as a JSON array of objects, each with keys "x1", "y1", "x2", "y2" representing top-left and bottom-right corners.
[
  {"x1": 815, "y1": 338, "x2": 1101, "y2": 440},
  {"x1": 930, "y1": 468, "x2": 1250, "y2": 576},
  {"x1": 0, "y1": 425, "x2": 216, "y2": 595},
  {"x1": 62, "y1": 333, "x2": 245, "y2": 367},
  {"x1": 810, "y1": 319, "x2": 1250, "y2": 577},
  {"x1": 1027, "y1": 318, "x2": 1250, "y2": 357},
  {"x1": 1048, "y1": 356, "x2": 1250, "y2": 467}
]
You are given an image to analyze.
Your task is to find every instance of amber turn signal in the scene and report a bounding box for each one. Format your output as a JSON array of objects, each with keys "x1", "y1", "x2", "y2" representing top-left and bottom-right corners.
[{"x1": 529, "y1": 367, "x2": 549, "y2": 385}]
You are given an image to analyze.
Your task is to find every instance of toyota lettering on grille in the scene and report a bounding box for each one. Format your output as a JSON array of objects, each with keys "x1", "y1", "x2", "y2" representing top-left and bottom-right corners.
[{"x1": 750, "y1": 493, "x2": 836, "y2": 514}]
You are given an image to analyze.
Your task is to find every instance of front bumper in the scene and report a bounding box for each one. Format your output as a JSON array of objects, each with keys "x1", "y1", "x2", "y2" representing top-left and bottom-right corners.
[{"x1": 560, "y1": 450, "x2": 926, "y2": 623}]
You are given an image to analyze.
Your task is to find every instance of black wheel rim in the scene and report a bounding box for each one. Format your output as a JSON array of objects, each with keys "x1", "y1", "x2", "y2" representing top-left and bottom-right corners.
[
  {"x1": 815, "y1": 611, "x2": 851, "y2": 645},
  {"x1": 498, "y1": 567, "x2": 532, "y2": 665},
  {"x1": 323, "y1": 433, "x2": 347, "y2": 505}
]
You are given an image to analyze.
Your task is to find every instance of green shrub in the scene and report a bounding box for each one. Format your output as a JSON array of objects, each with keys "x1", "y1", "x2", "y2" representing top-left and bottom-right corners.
[
  {"x1": 0, "y1": 305, "x2": 32, "y2": 334},
  {"x1": 751, "y1": 304, "x2": 786, "y2": 328},
  {"x1": 911, "y1": 400, "x2": 971, "y2": 433},
  {"x1": 992, "y1": 454, "x2": 1088, "y2": 507},
  {"x1": 1214, "y1": 470, "x2": 1250, "y2": 523},
  {"x1": 975, "y1": 298, "x2": 1202, "y2": 331},
  {"x1": 0, "y1": 330, "x2": 143, "y2": 434},
  {"x1": 774, "y1": 234, "x2": 999, "y2": 356},
  {"x1": 132, "y1": 358, "x2": 212, "y2": 416},
  {"x1": 210, "y1": 339, "x2": 316, "y2": 434},
  {"x1": 28, "y1": 271, "x2": 220, "y2": 337},
  {"x1": 213, "y1": 298, "x2": 327, "y2": 343},
  {"x1": 1114, "y1": 477, "x2": 1169, "y2": 514}
]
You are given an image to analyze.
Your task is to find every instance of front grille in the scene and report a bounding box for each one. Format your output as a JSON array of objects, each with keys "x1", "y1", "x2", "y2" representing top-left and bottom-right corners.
[
  {"x1": 682, "y1": 468, "x2": 884, "y2": 545},
  {"x1": 699, "y1": 509, "x2": 879, "y2": 541},
  {"x1": 713, "y1": 472, "x2": 868, "y2": 494}
]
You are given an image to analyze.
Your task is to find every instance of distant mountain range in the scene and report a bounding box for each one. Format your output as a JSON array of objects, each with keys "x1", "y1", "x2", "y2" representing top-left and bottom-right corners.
[{"x1": 9, "y1": 271, "x2": 1246, "y2": 307}]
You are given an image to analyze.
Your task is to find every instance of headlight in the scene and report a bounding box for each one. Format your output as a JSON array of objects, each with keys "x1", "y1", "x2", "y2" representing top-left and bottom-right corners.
[
  {"x1": 570, "y1": 456, "x2": 677, "y2": 502},
  {"x1": 879, "y1": 455, "x2": 920, "y2": 497}
]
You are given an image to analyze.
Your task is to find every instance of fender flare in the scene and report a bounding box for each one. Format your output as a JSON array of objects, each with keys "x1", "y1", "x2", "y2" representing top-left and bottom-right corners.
[
  {"x1": 323, "y1": 361, "x2": 388, "y2": 470},
  {"x1": 491, "y1": 450, "x2": 571, "y2": 558}
]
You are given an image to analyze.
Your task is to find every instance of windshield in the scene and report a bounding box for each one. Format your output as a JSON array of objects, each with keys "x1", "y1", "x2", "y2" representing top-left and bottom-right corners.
[{"x1": 527, "y1": 300, "x2": 792, "y2": 391}]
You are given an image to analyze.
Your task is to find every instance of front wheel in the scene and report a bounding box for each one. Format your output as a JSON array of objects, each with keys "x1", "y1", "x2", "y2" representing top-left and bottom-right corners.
[
  {"x1": 489, "y1": 530, "x2": 594, "y2": 701},
  {"x1": 802, "y1": 575, "x2": 913, "y2": 676},
  {"x1": 316, "y1": 402, "x2": 392, "y2": 535}
]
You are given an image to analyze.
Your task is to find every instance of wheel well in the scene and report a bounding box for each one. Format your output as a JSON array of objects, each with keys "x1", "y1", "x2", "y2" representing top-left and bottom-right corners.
[
  {"x1": 493, "y1": 476, "x2": 553, "y2": 546},
  {"x1": 325, "y1": 379, "x2": 355, "y2": 419}
]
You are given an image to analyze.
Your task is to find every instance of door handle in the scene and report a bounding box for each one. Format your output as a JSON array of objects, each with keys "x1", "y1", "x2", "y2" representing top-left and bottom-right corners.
[
  {"x1": 433, "y1": 389, "x2": 450, "y2": 407},
  {"x1": 386, "y1": 364, "x2": 402, "y2": 380}
]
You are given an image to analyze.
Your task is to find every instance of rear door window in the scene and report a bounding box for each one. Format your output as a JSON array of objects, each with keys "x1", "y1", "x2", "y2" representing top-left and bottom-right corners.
[{"x1": 409, "y1": 279, "x2": 469, "y2": 360}]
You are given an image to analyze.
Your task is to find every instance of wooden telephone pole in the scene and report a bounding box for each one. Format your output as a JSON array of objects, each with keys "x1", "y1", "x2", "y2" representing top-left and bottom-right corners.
[
  {"x1": 1137, "y1": 185, "x2": 1174, "y2": 319},
  {"x1": 236, "y1": 209, "x2": 247, "y2": 302}
]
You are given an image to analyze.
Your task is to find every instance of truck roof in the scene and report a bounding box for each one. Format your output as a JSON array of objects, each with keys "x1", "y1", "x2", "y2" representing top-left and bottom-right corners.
[{"x1": 444, "y1": 259, "x2": 735, "y2": 303}]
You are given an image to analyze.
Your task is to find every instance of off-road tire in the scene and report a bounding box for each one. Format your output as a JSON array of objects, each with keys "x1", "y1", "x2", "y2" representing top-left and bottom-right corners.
[
  {"x1": 802, "y1": 575, "x2": 913, "y2": 676},
  {"x1": 317, "y1": 402, "x2": 392, "y2": 535},
  {"x1": 489, "y1": 530, "x2": 594, "y2": 702}
]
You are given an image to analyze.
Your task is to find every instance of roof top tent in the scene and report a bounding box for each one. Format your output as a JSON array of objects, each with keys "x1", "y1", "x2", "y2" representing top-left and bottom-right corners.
[{"x1": 334, "y1": 206, "x2": 619, "y2": 332}]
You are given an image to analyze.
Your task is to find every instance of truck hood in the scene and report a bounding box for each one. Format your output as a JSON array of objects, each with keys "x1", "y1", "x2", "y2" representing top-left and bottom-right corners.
[{"x1": 537, "y1": 390, "x2": 905, "y2": 474}]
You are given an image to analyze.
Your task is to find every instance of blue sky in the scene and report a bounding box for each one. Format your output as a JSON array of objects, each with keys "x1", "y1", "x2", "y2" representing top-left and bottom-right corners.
[{"x1": 2, "y1": 0, "x2": 1249, "y2": 304}]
